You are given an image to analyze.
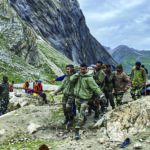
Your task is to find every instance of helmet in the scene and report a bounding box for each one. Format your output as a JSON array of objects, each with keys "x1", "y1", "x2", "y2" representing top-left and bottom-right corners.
[
  {"x1": 39, "y1": 79, "x2": 42, "y2": 82},
  {"x1": 33, "y1": 93, "x2": 37, "y2": 97}
]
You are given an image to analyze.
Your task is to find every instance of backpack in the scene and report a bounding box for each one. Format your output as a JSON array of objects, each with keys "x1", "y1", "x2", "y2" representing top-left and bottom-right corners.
[{"x1": 23, "y1": 83, "x2": 26, "y2": 89}]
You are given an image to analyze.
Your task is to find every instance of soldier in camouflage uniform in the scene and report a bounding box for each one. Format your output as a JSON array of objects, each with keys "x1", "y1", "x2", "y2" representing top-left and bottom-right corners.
[
  {"x1": 131, "y1": 62, "x2": 146, "y2": 100},
  {"x1": 113, "y1": 64, "x2": 131, "y2": 106},
  {"x1": 92, "y1": 61, "x2": 106, "y2": 121},
  {"x1": 54, "y1": 65, "x2": 75, "y2": 125},
  {"x1": 103, "y1": 65, "x2": 115, "y2": 109},
  {"x1": 70, "y1": 63, "x2": 102, "y2": 140},
  {"x1": 0, "y1": 76, "x2": 9, "y2": 115}
]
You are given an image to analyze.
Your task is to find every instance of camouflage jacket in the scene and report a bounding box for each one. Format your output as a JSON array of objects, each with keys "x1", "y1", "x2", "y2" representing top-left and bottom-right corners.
[
  {"x1": 93, "y1": 68, "x2": 105, "y2": 90},
  {"x1": 131, "y1": 67, "x2": 146, "y2": 86},
  {"x1": 0, "y1": 82, "x2": 9, "y2": 100}
]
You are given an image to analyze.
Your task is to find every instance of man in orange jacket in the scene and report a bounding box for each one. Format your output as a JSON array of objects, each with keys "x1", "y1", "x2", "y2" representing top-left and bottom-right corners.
[
  {"x1": 23, "y1": 80, "x2": 30, "y2": 93},
  {"x1": 9, "y1": 81, "x2": 14, "y2": 92},
  {"x1": 34, "y1": 79, "x2": 47, "y2": 104}
]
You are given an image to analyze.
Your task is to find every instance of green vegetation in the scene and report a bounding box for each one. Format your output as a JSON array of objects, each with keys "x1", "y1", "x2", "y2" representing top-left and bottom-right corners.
[
  {"x1": 1, "y1": 16, "x2": 10, "y2": 21},
  {"x1": 0, "y1": 39, "x2": 75, "y2": 84},
  {"x1": 37, "y1": 41, "x2": 75, "y2": 73}
]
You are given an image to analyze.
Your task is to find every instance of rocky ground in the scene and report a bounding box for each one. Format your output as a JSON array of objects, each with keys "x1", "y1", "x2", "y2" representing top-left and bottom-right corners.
[{"x1": 0, "y1": 88, "x2": 150, "y2": 150}]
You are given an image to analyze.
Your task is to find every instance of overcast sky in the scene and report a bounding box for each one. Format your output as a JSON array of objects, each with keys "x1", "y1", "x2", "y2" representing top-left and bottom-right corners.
[{"x1": 79, "y1": 0, "x2": 150, "y2": 50}]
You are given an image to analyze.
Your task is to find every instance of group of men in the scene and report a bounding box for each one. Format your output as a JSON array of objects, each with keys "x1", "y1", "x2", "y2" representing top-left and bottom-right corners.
[
  {"x1": 23, "y1": 79, "x2": 48, "y2": 104},
  {"x1": 0, "y1": 61, "x2": 147, "y2": 140},
  {"x1": 53, "y1": 61, "x2": 147, "y2": 140}
]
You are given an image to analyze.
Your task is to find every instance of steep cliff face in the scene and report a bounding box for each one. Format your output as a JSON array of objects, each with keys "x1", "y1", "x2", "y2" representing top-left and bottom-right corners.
[
  {"x1": 8, "y1": 0, "x2": 117, "y2": 65},
  {"x1": 0, "y1": 0, "x2": 40, "y2": 66},
  {"x1": 0, "y1": 0, "x2": 75, "y2": 82}
]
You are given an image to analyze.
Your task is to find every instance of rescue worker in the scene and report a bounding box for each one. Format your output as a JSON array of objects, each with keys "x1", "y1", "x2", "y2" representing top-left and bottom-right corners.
[
  {"x1": 131, "y1": 62, "x2": 146, "y2": 100},
  {"x1": 0, "y1": 76, "x2": 9, "y2": 115},
  {"x1": 70, "y1": 63, "x2": 103, "y2": 140},
  {"x1": 113, "y1": 64, "x2": 131, "y2": 106},
  {"x1": 23, "y1": 80, "x2": 29, "y2": 93},
  {"x1": 54, "y1": 65, "x2": 75, "y2": 125},
  {"x1": 103, "y1": 65, "x2": 115, "y2": 109},
  {"x1": 9, "y1": 81, "x2": 14, "y2": 92},
  {"x1": 34, "y1": 79, "x2": 47, "y2": 104},
  {"x1": 33, "y1": 79, "x2": 38, "y2": 89},
  {"x1": 92, "y1": 61, "x2": 106, "y2": 121}
]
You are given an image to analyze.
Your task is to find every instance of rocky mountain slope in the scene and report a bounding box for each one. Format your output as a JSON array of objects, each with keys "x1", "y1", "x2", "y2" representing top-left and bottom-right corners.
[
  {"x1": 108, "y1": 45, "x2": 150, "y2": 75},
  {"x1": 8, "y1": 0, "x2": 117, "y2": 65},
  {"x1": 0, "y1": 0, "x2": 75, "y2": 83},
  {"x1": 0, "y1": 0, "x2": 117, "y2": 82}
]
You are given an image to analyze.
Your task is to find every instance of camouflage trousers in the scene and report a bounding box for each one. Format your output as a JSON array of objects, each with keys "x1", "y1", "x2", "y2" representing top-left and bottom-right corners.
[
  {"x1": 114, "y1": 92, "x2": 124, "y2": 106},
  {"x1": 93, "y1": 93, "x2": 106, "y2": 116},
  {"x1": 62, "y1": 95, "x2": 74, "y2": 118},
  {"x1": 130, "y1": 85, "x2": 142, "y2": 100},
  {"x1": 0, "y1": 98, "x2": 9, "y2": 115},
  {"x1": 75, "y1": 98, "x2": 88, "y2": 128},
  {"x1": 104, "y1": 91, "x2": 115, "y2": 109}
]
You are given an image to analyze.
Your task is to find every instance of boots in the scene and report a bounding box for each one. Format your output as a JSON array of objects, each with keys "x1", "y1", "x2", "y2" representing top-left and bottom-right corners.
[
  {"x1": 62, "y1": 117, "x2": 69, "y2": 125},
  {"x1": 132, "y1": 96, "x2": 137, "y2": 100},
  {"x1": 112, "y1": 105, "x2": 115, "y2": 110},
  {"x1": 87, "y1": 107, "x2": 92, "y2": 116},
  {"x1": 100, "y1": 107, "x2": 105, "y2": 116},
  {"x1": 74, "y1": 128, "x2": 80, "y2": 140},
  {"x1": 45, "y1": 99, "x2": 48, "y2": 104},
  {"x1": 67, "y1": 115, "x2": 74, "y2": 125},
  {"x1": 94, "y1": 111, "x2": 99, "y2": 123},
  {"x1": 67, "y1": 120, "x2": 72, "y2": 125}
]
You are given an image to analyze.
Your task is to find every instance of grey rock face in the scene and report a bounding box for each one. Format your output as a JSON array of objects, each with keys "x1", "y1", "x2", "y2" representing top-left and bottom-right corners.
[
  {"x1": 8, "y1": 0, "x2": 117, "y2": 65},
  {"x1": 95, "y1": 96, "x2": 150, "y2": 142},
  {"x1": 8, "y1": 91, "x2": 43, "y2": 111},
  {"x1": 0, "y1": 1, "x2": 40, "y2": 66}
]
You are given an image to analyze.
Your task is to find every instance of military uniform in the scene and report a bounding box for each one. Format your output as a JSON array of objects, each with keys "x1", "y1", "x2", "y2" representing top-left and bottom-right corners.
[
  {"x1": 103, "y1": 70, "x2": 115, "y2": 109},
  {"x1": 70, "y1": 72, "x2": 102, "y2": 128},
  {"x1": 57, "y1": 73, "x2": 75, "y2": 123},
  {"x1": 0, "y1": 82, "x2": 9, "y2": 115},
  {"x1": 131, "y1": 67, "x2": 146, "y2": 100},
  {"x1": 93, "y1": 68, "x2": 106, "y2": 117},
  {"x1": 113, "y1": 71, "x2": 131, "y2": 106}
]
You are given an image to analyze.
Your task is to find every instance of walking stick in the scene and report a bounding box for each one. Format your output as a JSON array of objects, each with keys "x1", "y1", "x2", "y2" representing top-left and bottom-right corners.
[{"x1": 145, "y1": 84, "x2": 147, "y2": 96}]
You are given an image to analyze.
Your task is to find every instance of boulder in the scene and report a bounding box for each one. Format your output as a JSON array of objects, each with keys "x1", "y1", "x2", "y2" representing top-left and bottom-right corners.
[
  {"x1": 133, "y1": 142, "x2": 142, "y2": 149},
  {"x1": 95, "y1": 96, "x2": 150, "y2": 142},
  {"x1": 8, "y1": 91, "x2": 43, "y2": 111}
]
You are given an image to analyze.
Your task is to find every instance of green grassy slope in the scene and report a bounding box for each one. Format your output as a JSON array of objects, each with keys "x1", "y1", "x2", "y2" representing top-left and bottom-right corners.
[{"x1": 0, "y1": 38, "x2": 75, "y2": 84}]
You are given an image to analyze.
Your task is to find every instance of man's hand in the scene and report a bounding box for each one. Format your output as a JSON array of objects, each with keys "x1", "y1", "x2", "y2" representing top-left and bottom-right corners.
[
  {"x1": 142, "y1": 82, "x2": 146, "y2": 86},
  {"x1": 124, "y1": 88, "x2": 128, "y2": 92},
  {"x1": 51, "y1": 79, "x2": 56, "y2": 83},
  {"x1": 76, "y1": 72, "x2": 80, "y2": 78},
  {"x1": 54, "y1": 91, "x2": 58, "y2": 96}
]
